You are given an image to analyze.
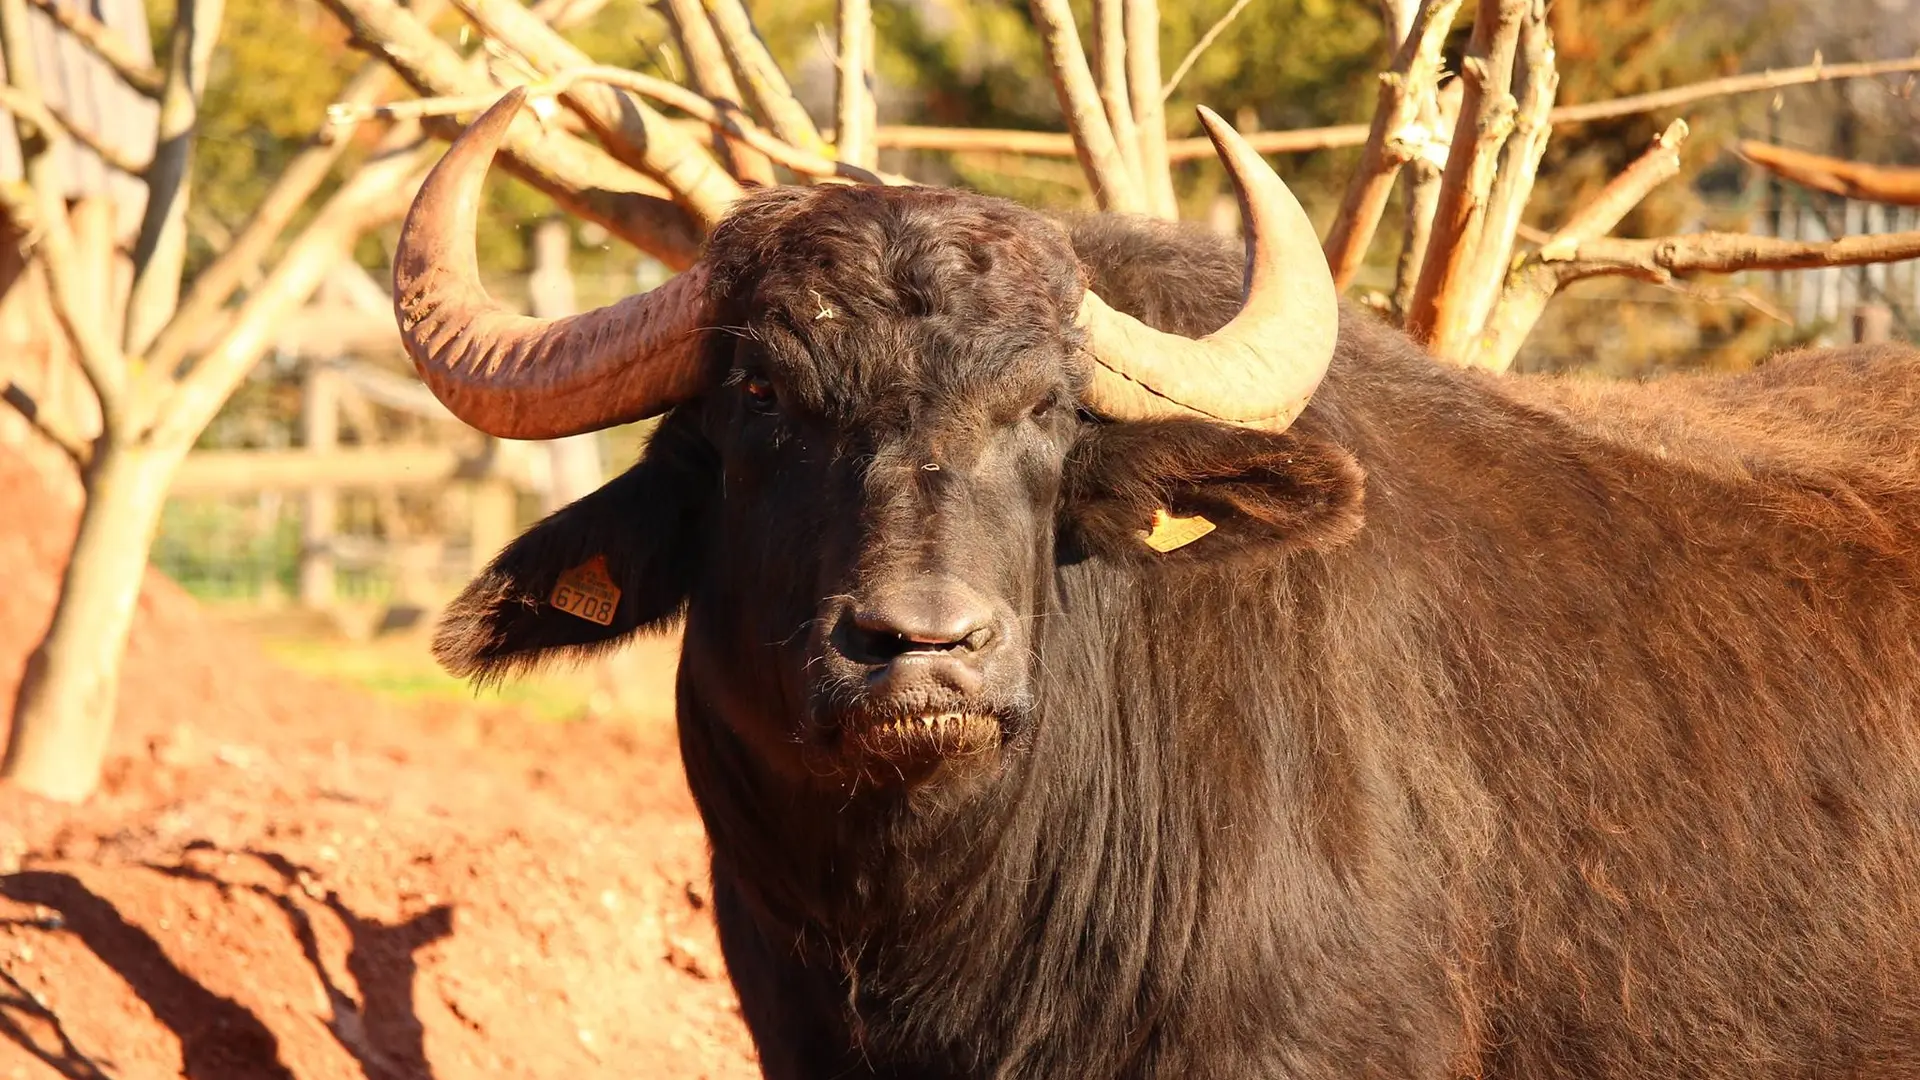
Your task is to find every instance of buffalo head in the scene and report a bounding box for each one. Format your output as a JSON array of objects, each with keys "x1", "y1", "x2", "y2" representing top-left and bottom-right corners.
[{"x1": 404, "y1": 90, "x2": 1363, "y2": 787}]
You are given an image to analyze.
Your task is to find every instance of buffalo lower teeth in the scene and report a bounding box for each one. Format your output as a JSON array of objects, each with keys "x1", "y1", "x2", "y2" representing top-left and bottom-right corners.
[{"x1": 884, "y1": 712, "x2": 967, "y2": 733}]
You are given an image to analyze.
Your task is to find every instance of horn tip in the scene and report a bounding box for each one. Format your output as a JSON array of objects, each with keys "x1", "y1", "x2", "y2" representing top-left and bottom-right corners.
[
  {"x1": 1193, "y1": 105, "x2": 1253, "y2": 163},
  {"x1": 1193, "y1": 105, "x2": 1230, "y2": 144}
]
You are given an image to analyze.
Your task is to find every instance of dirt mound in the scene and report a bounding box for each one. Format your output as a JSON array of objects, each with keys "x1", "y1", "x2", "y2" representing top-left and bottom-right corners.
[{"x1": 0, "y1": 447, "x2": 756, "y2": 1078}]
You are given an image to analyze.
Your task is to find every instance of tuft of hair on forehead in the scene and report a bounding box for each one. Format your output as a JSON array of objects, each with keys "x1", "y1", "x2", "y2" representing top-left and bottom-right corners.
[{"x1": 702, "y1": 185, "x2": 1087, "y2": 341}]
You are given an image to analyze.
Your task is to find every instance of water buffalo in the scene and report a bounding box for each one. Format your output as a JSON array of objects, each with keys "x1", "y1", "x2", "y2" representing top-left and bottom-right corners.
[{"x1": 395, "y1": 88, "x2": 1920, "y2": 1078}]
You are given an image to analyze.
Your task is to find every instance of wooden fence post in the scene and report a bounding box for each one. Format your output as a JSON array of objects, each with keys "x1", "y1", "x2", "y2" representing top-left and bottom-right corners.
[
  {"x1": 1853, "y1": 303, "x2": 1892, "y2": 344},
  {"x1": 529, "y1": 216, "x2": 603, "y2": 511},
  {"x1": 467, "y1": 474, "x2": 517, "y2": 580},
  {"x1": 299, "y1": 361, "x2": 340, "y2": 608}
]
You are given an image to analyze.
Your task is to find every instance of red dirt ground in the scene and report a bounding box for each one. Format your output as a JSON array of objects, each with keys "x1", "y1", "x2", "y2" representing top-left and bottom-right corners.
[{"x1": 0, "y1": 443, "x2": 758, "y2": 1079}]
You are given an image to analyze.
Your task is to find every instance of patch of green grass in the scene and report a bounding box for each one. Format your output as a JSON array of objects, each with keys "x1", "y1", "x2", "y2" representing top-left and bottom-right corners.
[{"x1": 260, "y1": 634, "x2": 593, "y2": 723}]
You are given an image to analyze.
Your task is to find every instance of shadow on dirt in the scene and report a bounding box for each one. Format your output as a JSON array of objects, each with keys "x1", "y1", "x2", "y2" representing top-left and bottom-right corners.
[
  {"x1": 154, "y1": 845, "x2": 453, "y2": 1080},
  {"x1": 2, "y1": 851, "x2": 454, "y2": 1080},
  {"x1": 0, "y1": 965, "x2": 112, "y2": 1080},
  {"x1": 1, "y1": 869, "x2": 296, "y2": 1079}
]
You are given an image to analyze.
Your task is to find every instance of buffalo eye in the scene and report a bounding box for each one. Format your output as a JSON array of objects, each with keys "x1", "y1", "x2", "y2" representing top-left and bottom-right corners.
[
  {"x1": 741, "y1": 374, "x2": 779, "y2": 414},
  {"x1": 1030, "y1": 390, "x2": 1059, "y2": 421}
]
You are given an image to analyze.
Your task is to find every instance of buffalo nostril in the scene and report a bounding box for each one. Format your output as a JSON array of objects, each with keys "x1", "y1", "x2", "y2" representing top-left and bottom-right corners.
[{"x1": 848, "y1": 602, "x2": 995, "y2": 664}]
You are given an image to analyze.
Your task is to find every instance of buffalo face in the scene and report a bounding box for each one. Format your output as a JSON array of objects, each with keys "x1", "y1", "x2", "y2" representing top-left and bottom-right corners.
[
  {"x1": 432, "y1": 188, "x2": 1368, "y2": 789},
  {"x1": 677, "y1": 188, "x2": 1087, "y2": 780}
]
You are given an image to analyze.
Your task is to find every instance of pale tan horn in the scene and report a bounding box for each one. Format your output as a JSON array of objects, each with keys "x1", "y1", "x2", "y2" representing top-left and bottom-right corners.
[
  {"x1": 1079, "y1": 105, "x2": 1338, "y2": 431},
  {"x1": 393, "y1": 87, "x2": 714, "y2": 440}
]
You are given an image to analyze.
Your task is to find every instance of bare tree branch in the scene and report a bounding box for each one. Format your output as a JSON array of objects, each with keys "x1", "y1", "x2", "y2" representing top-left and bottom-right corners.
[
  {"x1": 49, "y1": 100, "x2": 151, "y2": 175},
  {"x1": 1160, "y1": 0, "x2": 1251, "y2": 102},
  {"x1": 146, "y1": 134, "x2": 439, "y2": 448},
  {"x1": 446, "y1": 0, "x2": 741, "y2": 222},
  {"x1": 1552, "y1": 55, "x2": 1920, "y2": 126},
  {"x1": 1029, "y1": 0, "x2": 1143, "y2": 213},
  {"x1": 865, "y1": 56, "x2": 1920, "y2": 161},
  {"x1": 1657, "y1": 279, "x2": 1791, "y2": 326},
  {"x1": 835, "y1": 0, "x2": 876, "y2": 170},
  {"x1": 1392, "y1": 79, "x2": 1461, "y2": 319},
  {"x1": 1124, "y1": 0, "x2": 1176, "y2": 217},
  {"x1": 24, "y1": 0, "x2": 164, "y2": 98},
  {"x1": 318, "y1": 0, "x2": 705, "y2": 264},
  {"x1": 138, "y1": 58, "x2": 404, "y2": 387},
  {"x1": 1322, "y1": 0, "x2": 1463, "y2": 292},
  {"x1": 125, "y1": 0, "x2": 225, "y2": 358},
  {"x1": 0, "y1": 0, "x2": 126, "y2": 422},
  {"x1": 1445, "y1": 0, "x2": 1555, "y2": 356},
  {"x1": 662, "y1": 0, "x2": 772, "y2": 184},
  {"x1": 1553, "y1": 119, "x2": 1690, "y2": 240},
  {"x1": 1736, "y1": 140, "x2": 1920, "y2": 207},
  {"x1": 336, "y1": 67, "x2": 905, "y2": 185},
  {"x1": 0, "y1": 84, "x2": 148, "y2": 174},
  {"x1": 1093, "y1": 0, "x2": 1142, "y2": 196},
  {"x1": 1405, "y1": 0, "x2": 1527, "y2": 348},
  {"x1": 1541, "y1": 228, "x2": 1920, "y2": 281},
  {"x1": 2, "y1": 380, "x2": 90, "y2": 467},
  {"x1": 870, "y1": 122, "x2": 1373, "y2": 158},
  {"x1": 1477, "y1": 119, "x2": 1688, "y2": 370},
  {"x1": 700, "y1": 0, "x2": 830, "y2": 160},
  {"x1": 0, "y1": 175, "x2": 37, "y2": 238},
  {"x1": 1375, "y1": 0, "x2": 1418, "y2": 54}
]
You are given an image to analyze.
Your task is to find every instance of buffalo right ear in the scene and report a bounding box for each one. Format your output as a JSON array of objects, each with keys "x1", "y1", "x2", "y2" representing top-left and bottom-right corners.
[
  {"x1": 1059, "y1": 417, "x2": 1365, "y2": 564},
  {"x1": 432, "y1": 409, "x2": 716, "y2": 685}
]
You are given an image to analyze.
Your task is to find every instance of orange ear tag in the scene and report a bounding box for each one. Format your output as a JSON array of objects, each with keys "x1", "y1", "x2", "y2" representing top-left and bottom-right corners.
[
  {"x1": 1139, "y1": 508, "x2": 1216, "y2": 553},
  {"x1": 550, "y1": 554, "x2": 623, "y2": 626}
]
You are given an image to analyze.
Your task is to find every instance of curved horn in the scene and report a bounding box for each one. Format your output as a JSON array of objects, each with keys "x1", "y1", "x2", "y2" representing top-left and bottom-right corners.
[
  {"x1": 1079, "y1": 106, "x2": 1338, "y2": 431},
  {"x1": 393, "y1": 87, "x2": 713, "y2": 440}
]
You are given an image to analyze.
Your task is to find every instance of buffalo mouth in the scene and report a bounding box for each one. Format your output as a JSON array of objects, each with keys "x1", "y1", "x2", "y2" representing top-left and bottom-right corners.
[{"x1": 838, "y1": 709, "x2": 1006, "y2": 766}]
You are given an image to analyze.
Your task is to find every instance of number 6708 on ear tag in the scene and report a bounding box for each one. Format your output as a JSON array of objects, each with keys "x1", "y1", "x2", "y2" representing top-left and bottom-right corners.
[{"x1": 550, "y1": 554, "x2": 623, "y2": 626}]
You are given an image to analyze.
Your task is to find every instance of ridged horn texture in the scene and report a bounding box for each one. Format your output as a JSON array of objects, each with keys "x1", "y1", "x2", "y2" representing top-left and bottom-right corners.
[
  {"x1": 392, "y1": 87, "x2": 714, "y2": 440},
  {"x1": 1078, "y1": 105, "x2": 1339, "y2": 431}
]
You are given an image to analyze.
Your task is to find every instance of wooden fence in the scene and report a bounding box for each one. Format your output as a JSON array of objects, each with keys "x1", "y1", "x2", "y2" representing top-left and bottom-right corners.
[
  {"x1": 155, "y1": 224, "x2": 609, "y2": 623},
  {"x1": 1757, "y1": 196, "x2": 1920, "y2": 342}
]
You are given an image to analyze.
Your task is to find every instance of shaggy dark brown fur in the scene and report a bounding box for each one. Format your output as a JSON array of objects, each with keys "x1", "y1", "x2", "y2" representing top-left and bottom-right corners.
[{"x1": 434, "y1": 188, "x2": 1920, "y2": 1079}]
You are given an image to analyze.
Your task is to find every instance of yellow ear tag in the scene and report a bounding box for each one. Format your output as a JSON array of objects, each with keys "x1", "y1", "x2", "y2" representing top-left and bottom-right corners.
[
  {"x1": 1139, "y1": 508, "x2": 1216, "y2": 553},
  {"x1": 550, "y1": 554, "x2": 622, "y2": 626}
]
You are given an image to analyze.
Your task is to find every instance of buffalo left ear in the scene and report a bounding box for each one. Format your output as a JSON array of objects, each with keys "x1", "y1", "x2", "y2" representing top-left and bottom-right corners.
[
  {"x1": 432, "y1": 409, "x2": 716, "y2": 684},
  {"x1": 1059, "y1": 419, "x2": 1365, "y2": 563}
]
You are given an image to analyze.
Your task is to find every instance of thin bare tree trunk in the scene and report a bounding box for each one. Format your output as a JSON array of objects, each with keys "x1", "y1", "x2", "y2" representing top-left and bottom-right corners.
[
  {"x1": 1092, "y1": 0, "x2": 1142, "y2": 196},
  {"x1": 1028, "y1": 0, "x2": 1143, "y2": 213},
  {"x1": 1404, "y1": 0, "x2": 1527, "y2": 345},
  {"x1": 528, "y1": 217, "x2": 602, "y2": 510},
  {"x1": 1322, "y1": 0, "x2": 1463, "y2": 291},
  {"x1": 662, "y1": 0, "x2": 773, "y2": 185},
  {"x1": 700, "y1": 0, "x2": 830, "y2": 160},
  {"x1": 835, "y1": 0, "x2": 876, "y2": 170},
  {"x1": 124, "y1": 0, "x2": 225, "y2": 356},
  {"x1": 2, "y1": 442, "x2": 181, "y2": 801},
  {"x1": 1124, "y1": 0, "x2": 1176, "y2": 218},
  {"x1": 1392, "y1": 79, "x2": 1461, "y2": 319}
]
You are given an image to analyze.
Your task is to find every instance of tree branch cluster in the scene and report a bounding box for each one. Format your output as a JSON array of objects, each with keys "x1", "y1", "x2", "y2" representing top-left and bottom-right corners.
[
  {"x1": 9, "y1": 0, "x2": 1912, "y2": 479},
  {"x1": 1027, "y1": 0, "x2": 1176, "y2": 216},
  {"x1": 1311, "y1": 0, "x2": 1920, "y2": 371},
  {"x1": 296, "y1": 0, "x2": 1920, "y2": 357},
  {"x1": 0, "y1": 0, "x2": 436, "y2": 466}
]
